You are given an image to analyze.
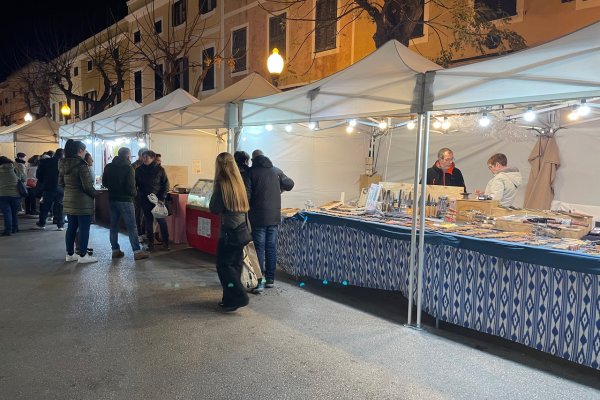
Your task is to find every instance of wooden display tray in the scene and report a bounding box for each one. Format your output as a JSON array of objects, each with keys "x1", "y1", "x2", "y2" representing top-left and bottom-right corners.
[
  {"x1": 380, "y1": 182, "x2": 464, "y2": 200},
  {"x1": 493, "y1": 209, "x2": 592, "y2": 231},
  {"x1": 494, "y1": 219, "x2": 590, "y2": 239},
  {"x1": 456, "y1": 199, "x2": 499, "y2": 222}
]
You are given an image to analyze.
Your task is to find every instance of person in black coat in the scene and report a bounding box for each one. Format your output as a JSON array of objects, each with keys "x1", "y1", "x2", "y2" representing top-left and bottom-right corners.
[
  {"x1": 246, "y1": 149, "x2": 294, "y2": 292},
  {"x1": 234, "y1": 150, "x2": 250, "y2": 186},
  {"x1": 135, "y1": 150, "x2": 170, "y2": 251},
  {"x1": 35, "y1": 148, "x2": 65, "y2": 230},
  {"x1": 425, "y1": 147, "x2": 466, "y2": 192}
]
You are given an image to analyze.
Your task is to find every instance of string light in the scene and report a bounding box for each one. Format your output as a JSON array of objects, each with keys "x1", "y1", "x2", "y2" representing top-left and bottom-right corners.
[
  {"x1": 479, "y1": 112, "x2": 490, "y2": 127},
  {"x1": 265, "y1": 124, "x2": 273, "y2": 131},
  {"x1": 578, "y1": 99, "x2": 590, "y2": 116},
  {"x1": 432, "y1": 119, "x2": 442, "y2": 129},
  {"x1": 568, "y1": 107, "x2": 579, "y2": 121},
  {"x1": 441, "y1": 117, "x2": 450, "y2": 130},
  {"x1": 348, "y1": 119, "x2": 357, "y2": 127},
  {"x1": 308, "y1": 121, "x2": 316, "y2": 130},
  {"x1": 524, "y1": 106, "x2": 536, "y2": 122},
  {"x1": 285, "y1": 124, "x2": 292, "y2": 132},
  {"x1": 345, "y1": 125, "x2": 354, "y2": 134},
  {"x1": 406, "y1": 120, "x2": 416, "y2": 130},
  {"x1": 378, "y1": 120, "x2": 388, "y2": 130}
]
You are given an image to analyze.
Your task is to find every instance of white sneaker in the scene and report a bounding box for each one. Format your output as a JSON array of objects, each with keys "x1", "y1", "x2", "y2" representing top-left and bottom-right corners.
[
  {"x1": 65, "y1": 254, "x2": 79, "y2": 262},
  {"x1": 77, "y1": 254, "x2": 98, "y2": 264},
  {"x1": 56, "y1": 227, "x2": 65, "y2": 231}
]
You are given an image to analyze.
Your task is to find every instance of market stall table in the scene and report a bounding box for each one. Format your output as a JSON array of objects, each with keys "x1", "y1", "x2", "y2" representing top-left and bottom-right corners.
[
  {"x1": 165, "y1": 192, "x2": 188, "y2": 244},
  {"x1": 278, "y1": 211, "x2": 600, "y2": 370}
]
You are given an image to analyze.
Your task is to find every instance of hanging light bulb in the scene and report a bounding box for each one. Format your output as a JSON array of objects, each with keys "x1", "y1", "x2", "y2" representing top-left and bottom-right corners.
[
  {"x1": 84, "y1": 138, "x2": 92, "y2": 145},
  {"x1": 285, "y1": 124, "x2": 292, "y2": 132},
  {"x1": 346, "y1": 125, "x2": 354, "y2": 134},
  {"x1": 479, "y1": 112, "x2": 490, "y2": 127},
  {"x1": 308, "y1": 121, "x2": 316, "y2": 130},
  {"x1": 241, "y1": 135, "x2": 247, "y2": 142},
  {"x1": 578, "y1": 99, "x2": 590, "y2": 116},
  {"x1": 138, "y1": 141, "x2": 146, "y2": 147},
  {"x1": 265, "y1": 124, "x2": 273, "y2": 131},
  {"x1": 406, "y1": 120, "x2": 416, "y2": 130},
  {"x1": 441, "y1": 117, "x2": 450, "y2": 130},
  {"x1": 433, "y1": 119, "x2": 442, "y2": 129},
  {"x1": 523, "y1": 106, "x2": 536, "y2": 122},
  {"x1": 348, "y1": 119, "x2": 357, "y2": 127},
  {"x1": 378, "y1": 120, "x2": 388, "y2": 130},
  {"x1": 568, "y1": 107, "x2": 579, "y2": 121}
]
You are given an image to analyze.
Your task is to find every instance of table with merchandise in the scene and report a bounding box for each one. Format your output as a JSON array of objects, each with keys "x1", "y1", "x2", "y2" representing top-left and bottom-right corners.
[{"x1": 277, "y1": 205, "x2": 600, "y2": 370}]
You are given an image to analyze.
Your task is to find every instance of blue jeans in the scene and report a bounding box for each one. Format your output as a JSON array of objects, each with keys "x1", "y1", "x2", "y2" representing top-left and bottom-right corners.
[
  {"x1": 65, "y1": 214, "x2": 92, "y2": 256},
  {"x1": 109, "y1": 201, "x2": 141, "y2": 252},
  {"x1": 252, "y1": 225, "x2": 278, "y2": 280},
  {"x1": 38, "y1": 189, "x2": 64, "y2": 228},
  {"x1": 0, "y1": 196, "x2": 20, "y2": 234}
]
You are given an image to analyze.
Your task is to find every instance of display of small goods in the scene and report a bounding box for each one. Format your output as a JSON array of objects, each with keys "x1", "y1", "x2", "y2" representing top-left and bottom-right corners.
[
  {"x1": 299, "y1": 200, "x2": 600, "y2": 257},
  {"x1": 186, "y1": 179, "x2": 214, "y2": 210}
]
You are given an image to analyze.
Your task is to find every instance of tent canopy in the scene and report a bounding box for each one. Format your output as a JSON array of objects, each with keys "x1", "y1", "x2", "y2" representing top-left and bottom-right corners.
[
  {"x1": 430, "y1": 20, "x2": 600, "y2": 111},
  {"x1": 148, "y1": 73, "x2": 280, "y2": 132},
  {"x1": 94, "y1": 89, "x2": 198, "y2": 137},
  {"x1": 59, "y1": 99, "x2": 141, "y2": 139},
  {"x1": 0, "y1": 117, "x2": 59, "y2": 143},
  {"x1": 241, "y1": 40, "x2": 441, "y2": 126}
]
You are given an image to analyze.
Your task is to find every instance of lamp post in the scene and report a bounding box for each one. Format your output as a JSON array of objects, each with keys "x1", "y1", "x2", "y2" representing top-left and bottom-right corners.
[
  {"x1": 24, "y1": 113, "x2": 33, "y2": 122},
  {"x1": 267, "y1": 48, "x2": 284, "y2": 87},
  {"x1": 61, "y1": 102, "x2": 71, "y2": 124}
]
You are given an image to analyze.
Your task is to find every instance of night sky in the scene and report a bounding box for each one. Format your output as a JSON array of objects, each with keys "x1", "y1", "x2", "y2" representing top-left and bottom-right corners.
[{"x1": 0, "y1": 0, "x2": 128, "y2": 81}]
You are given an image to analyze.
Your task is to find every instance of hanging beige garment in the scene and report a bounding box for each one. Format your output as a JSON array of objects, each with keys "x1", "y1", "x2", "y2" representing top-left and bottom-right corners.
[{"x1": 523, "y1": 136, "x2": 560, "y2": 210}]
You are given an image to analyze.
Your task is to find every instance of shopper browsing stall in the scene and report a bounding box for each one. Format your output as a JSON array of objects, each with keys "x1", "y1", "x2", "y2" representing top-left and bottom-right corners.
[{"x1": 481, "y1": 153, "x2": 522, "y2": 207}]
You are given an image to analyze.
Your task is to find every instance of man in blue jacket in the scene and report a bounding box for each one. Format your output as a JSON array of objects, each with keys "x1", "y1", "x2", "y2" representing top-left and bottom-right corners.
[{"x1": 247, "y1": 149, "x2": 294, "y2": 292}]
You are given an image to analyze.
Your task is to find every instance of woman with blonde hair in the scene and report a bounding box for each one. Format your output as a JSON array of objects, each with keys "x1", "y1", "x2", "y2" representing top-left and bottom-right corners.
[{"x1": 209, "y1": 152, "x2": 250, "y2": 312}]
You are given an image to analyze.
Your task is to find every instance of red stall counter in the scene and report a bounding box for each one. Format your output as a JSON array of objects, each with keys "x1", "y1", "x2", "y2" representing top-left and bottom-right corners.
[{"x1": 185, "y1": 206, "x2": 220, "y2": 255}]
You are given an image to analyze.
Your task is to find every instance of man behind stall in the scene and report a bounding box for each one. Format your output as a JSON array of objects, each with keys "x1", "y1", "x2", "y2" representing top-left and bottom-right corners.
[
  {"x1": 482, "y1": 153, "x2": 522, "y2": 207},
  {"x1": 426, "y1": 147, "x2": 466, "y2": 192}
]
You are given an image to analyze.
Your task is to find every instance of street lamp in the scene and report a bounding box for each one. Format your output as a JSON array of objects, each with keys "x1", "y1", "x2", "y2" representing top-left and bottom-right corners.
[
  {"x1": 267, "y1": 48, "x2": 284, "y2": 86},
  {"x1": 24, "y1": 113, "x2": 33, "y2": 122},
  {"x1": 61, "y1": 102, "x2": 71, "y2": 124}
]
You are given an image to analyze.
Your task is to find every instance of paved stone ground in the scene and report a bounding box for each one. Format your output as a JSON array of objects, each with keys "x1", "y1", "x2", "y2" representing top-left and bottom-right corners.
[{"x1": 0, "y1": 216, "x2": 598, "y2": 399}]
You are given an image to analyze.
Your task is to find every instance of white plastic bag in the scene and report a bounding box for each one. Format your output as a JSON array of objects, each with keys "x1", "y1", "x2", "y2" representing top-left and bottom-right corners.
[
  {"x1": 241, "y1": 243, "x2": 261, "y2": 291},
  {"x1": 148, "y1": 193, "x2": 168, "y2": 219}
]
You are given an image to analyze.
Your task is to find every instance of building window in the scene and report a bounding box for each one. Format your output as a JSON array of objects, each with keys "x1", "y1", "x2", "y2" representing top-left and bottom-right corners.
[
  {"x1": 315, "y1": 0, "x2": 337, "y2": 53},
  {"x1": 110, "y1": 88, "x2": 122, "y2": 107},
  {"x1": 74, "y1": 100, "x2": 80, "y2": 118},
  {"x1": 87, "y1": 60, "x2": 93, "y2": 72},
  {"x1": 58, "y1": 102, "x2": 63, "y2": 121},
  {"x1": 73, "y1": 66, "x2": 79, "y2": 77},
  {"x1": 475, "y1": 0, "x2": 517, "y2": 21},
  {"x1": 202, "y1": 47, "x2": 215, "y2": 91},
  {"x1": 200, "y1": 0, "x2": 216, "y2": 14},
  {"x1": 134, "y1": 30, "x2": 141, "y2": 43},
  {"x1": 231, "y1": 27, "x2": 247, "y2": 73},
  {"x1": 172, "y1": 0, "x2": 186, "y2": 26},
  {"x1": 134, "y1": 71, "x2": 143, "y2": 103},
  {"x1": 155, "y1": 65, "x2": 164, "y2": 100},
  {"x1": 173, "y1": 58, "x2": 189, "y2": 91},
  {"x1": 83, "y1": 91, "x2": 97, "y2": 118},
  {"x1": 269, "y1": 13, "x2": 286, "y2": 58},
  {"x1": 51, "y1": 103, "x2": 56, "y2": 121},
  {"x1": 155, "y1": 20, "x2": 162, "y2": 34},
  {"x1": 410, "y1": 0, "x2": 425, "y2": 38}
]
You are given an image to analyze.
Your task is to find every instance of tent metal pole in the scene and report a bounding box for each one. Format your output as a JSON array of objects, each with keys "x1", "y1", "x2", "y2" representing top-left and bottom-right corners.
[
  {"x1": 406, "y1": 113, "x2": 424, "y2": 326},
  {"x1": 416, "y1": 111, "x2": 431, "y2": 328},
  {"x1": 143, "y1": 114, "x2": 150, "y2": 150}
]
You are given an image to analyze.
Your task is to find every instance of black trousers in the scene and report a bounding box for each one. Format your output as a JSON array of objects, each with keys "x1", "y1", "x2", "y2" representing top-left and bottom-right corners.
[{"x1": 216, "y1": 239, "x2": 249, "y2": 308}]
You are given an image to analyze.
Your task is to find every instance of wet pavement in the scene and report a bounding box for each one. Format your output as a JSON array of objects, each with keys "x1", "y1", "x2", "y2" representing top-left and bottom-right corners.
[{"x1": 0, "y1": 216, "x2": 599, "y2": 399}]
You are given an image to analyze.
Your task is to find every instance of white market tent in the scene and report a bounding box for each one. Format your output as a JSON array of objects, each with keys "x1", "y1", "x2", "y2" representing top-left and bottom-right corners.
[
  {"x1": 241, "y1": 40, "x2": 441, "y2": 126},
  {"x1": 93, "y1": 89, "x2": 198, "y2": 138},
  {"x1": 148, "y1": 72, "x2": 279, "y2": 133},
  {"x1": 148, "y1": 74, "x2": 280, "y2": 186},
  {"x1": 59, "y1": 99, "x2": 141, "y2": 140},
  {"x1": 0, "y1": 117, "x2": 59, "y2": 158}
]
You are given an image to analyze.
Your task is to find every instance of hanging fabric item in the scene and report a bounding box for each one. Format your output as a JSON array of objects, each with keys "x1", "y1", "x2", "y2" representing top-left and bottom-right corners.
[{"x1": 523, "y1": 136, "x2": 560, "y2": 210}]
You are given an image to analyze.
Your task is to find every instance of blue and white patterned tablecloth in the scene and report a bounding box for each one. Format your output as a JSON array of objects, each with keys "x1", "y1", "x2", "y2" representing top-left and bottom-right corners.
[{"x1": 278, "y1": 215, "x2": 600, "y2": 370}]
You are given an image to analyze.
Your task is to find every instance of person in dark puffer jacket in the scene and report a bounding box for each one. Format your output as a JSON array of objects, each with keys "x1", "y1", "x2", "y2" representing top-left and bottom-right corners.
[
  {"x1": 135, "y1": 150, "x2": 170, "y2": 251},
  {"x1": 102, "y1": 147, "x2": 149, "y2": 261},
  {"x1": 0, "y1": 156, "x2": 25, "y2": 235},
  {"x1": 60, "y1": 140, "x2": 97, "y2": 264},
  {"x1": 246, "y1": 149, "x2": 294, "y2": 292}
]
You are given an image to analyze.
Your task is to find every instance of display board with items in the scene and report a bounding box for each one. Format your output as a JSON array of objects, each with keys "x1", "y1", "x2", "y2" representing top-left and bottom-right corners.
[{"x1": 186, "y1": 179, "x2": 214, "y2": 210}]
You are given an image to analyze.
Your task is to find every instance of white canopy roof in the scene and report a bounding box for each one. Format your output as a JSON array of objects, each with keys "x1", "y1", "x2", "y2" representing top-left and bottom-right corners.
[
  {"x1": 93, "y1": 89, "x2": 198, "y2": 137},
  {"x1": 430, "y1": 20, "x2": 600, "y2": 111},
  {"x1": 241, "y1": 40, "x2": 441, "y2": 126},
  {"x1": 0, "y1": 117, "x2": 59, "y2": 144},
  {"x1": 59, "y1": 99, "x2": 140, "y2": 139},
  {"x1": 148, "y1": 73, "x2": 279, "y2": 132}
]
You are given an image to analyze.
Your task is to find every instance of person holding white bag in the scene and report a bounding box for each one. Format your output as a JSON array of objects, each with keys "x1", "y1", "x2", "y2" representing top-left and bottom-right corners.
[{"x1": 135, "y1": 150, "x2": 170, "y2": 251}]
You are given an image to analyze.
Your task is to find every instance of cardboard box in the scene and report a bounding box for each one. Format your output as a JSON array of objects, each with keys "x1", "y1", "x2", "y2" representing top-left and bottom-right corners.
[
  {"x1": 456, "y1": 199, "x2": 499, "y2": 222},
  {"x1": 359, "y1": 174, "x2": 381, "y2": 191}
]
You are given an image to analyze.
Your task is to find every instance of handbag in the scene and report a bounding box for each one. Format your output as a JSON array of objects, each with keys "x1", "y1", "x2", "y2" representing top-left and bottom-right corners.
[
  {"x1": 26, "y1": 178, "x2": 36, "y2": 188},
  {"x1": 223, "y1": 214, "x2": 252, "y2": 247},
  {"x1": 240, "y1": 245, "x2": 259, "y2": 291},
  {"x1": 17, "y1": 180, "x2": 28, "y2": 197}
]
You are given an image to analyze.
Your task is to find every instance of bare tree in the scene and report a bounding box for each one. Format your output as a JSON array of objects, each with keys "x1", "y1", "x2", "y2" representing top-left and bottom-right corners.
[
  {"x1": 130, "y1": 0, "x2": 234, "y2": 98},
  {"x1": 12, "y1": 61, "x2": 55, "y2": 119},
  {"x1": 44, "y1": 21, "x2": 134, "y2": 117},
  {"x1": 261, "y1": 0, "x2": 526, "y2": 67}
]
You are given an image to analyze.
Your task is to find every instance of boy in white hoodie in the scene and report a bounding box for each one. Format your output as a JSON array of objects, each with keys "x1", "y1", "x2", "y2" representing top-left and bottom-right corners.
[{"x1": 484, "y1": 153, "x2": 522, "y2": 207}]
